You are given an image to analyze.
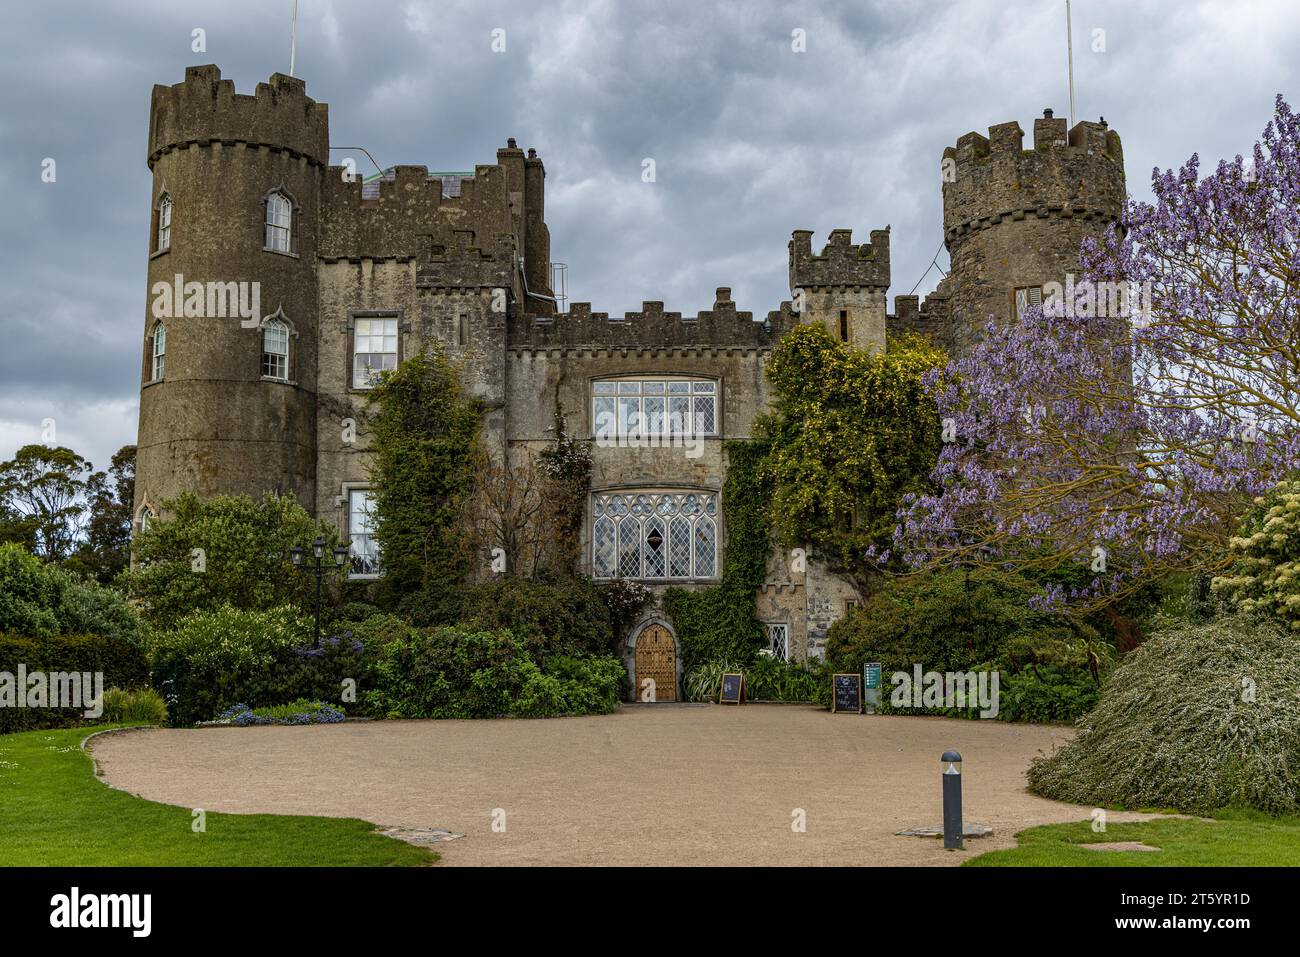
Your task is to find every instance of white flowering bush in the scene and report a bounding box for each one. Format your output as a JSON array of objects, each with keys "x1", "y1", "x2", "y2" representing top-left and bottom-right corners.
[
  {"x1": 1028, "y1": 618, "x2": 1300, "y2": 814},
  {"x1": 1213, "y1": 481, "x2": 1300, "y2": 630},
  {"x1": 149, "y1": 605, "x2": 314, "y2": 725}
]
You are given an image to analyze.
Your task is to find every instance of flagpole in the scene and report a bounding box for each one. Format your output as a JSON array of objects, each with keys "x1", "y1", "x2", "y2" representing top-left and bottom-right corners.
[
  {"x1": 1066, "y1": 0, "x2": 1076, "y2": 129},
  {"x1": 289, "y1": 0, "x2": 299, "y2": 77}
]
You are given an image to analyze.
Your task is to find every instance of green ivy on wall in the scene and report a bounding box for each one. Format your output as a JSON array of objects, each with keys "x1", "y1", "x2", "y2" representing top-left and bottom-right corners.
[
  {"x1": 664, "y1": 439, "x2": 772, "y2": 671},
  {"x1": 364, "y1": 347, "x2": 483, "y2": 623}
]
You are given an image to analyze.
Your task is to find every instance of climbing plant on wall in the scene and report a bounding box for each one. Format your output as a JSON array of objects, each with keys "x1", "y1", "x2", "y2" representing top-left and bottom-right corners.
[
  {"x1": 538, "y1": 404, "x2": 593, "y2": 577},
  {"x1": 756, "y1": 323, "x2": 947, "y2": 594},
  {"x1": 663, "y1": 439, "x2": 772, "y2": 671},
  {"x1": 364, "y1": 346, "x2": 483, "y2": 622}
]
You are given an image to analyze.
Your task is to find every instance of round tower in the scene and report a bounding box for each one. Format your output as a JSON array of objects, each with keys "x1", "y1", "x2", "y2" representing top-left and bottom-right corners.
[
  {"x1": 940, "y1": 110, "x2": 1126, "y2": 357},
  {"x1": 135, "y1": 65, "x2": 325, "y2": 521}
]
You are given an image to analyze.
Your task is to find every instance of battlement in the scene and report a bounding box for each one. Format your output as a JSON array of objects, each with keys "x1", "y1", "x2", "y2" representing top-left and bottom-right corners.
[
  {"x1": 320, "y1": 160, "x2": 516, "y2": 261},
  {"x1": 508, "y1": 288, "x2": 801, "y2": 349},
  {"x1": 789, "y1": 228, "x2": 890, "y2": 291},
  {"x1": 148, "y1": 65, "x2": 329, "y2": 168},
  {"x1": 887, "y1": 289, "x2": 952, "y2": 348},
  {"x1": 942, "y1": 110, "x2": 1126, "y2": 241}
]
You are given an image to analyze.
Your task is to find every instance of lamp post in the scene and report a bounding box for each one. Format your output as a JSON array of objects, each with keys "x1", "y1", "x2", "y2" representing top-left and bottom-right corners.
[{"x1": 290, "y1": 538, "x2": 350, "y2": 647}]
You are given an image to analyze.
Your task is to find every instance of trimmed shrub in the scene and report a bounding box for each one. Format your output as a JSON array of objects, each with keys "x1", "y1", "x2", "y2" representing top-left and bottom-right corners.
[
  {"x1": 1028, "y1": 618, "x2": 1300, "y2": 814},
  {"x1": 0, "y1": 633, "x2": 150, "y2": 733}
]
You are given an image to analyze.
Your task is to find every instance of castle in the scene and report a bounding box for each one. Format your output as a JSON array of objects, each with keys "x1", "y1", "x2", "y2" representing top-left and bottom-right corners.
[{"x1": 134, "y1": 65, "x2": 1126, "y2": 698}]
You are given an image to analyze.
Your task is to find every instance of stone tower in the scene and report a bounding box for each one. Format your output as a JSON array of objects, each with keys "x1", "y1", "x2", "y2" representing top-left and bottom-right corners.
[
  {"x1": 941, "y1": 110, "x2": 1126, "y2": 355},
  {"x1": 789, "y1": 228, "x2": 890, "y2": 353},
  {"x1": 135, "y1": 65, "x2": 325, "y2": 520}
]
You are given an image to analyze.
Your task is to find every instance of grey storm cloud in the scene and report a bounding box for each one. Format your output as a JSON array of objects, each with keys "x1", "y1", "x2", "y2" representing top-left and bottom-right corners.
[{"x1": 0, "y1": 0, "x2": 1298, "y2": 472}]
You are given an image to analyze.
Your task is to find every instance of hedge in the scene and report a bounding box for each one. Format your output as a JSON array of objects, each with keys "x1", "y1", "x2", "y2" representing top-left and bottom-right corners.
[{"x1": 0, "y1": 632, "x2": 150, "y2": 733}]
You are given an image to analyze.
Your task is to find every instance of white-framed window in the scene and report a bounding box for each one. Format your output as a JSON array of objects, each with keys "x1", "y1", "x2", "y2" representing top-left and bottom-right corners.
[
  {"x1": 265, "y1": 191, "x2": 293, "y2": 252},
  {"x1": 765, "y1": 623, "x2": 790, "y2": 662},
  {"x1": 1014, "y1": 286, "x2": 1043, "y2": 319},
  {"x1": 348, "y1": 489, "x2": 380, "y2": 577},
  {"x1": 592, "y1": 491, "x2": 717, "y2": 581},
  {"x1": 150, "y1": 322, "x2": 166, "y2": 380},
  {"x1": 591, "y1": 378, "x2": 718, "y2": 440},
  {"x1": 138, "y1": 505, "x2": 154, "y2": 534},
  {"x1": 352, "y1": 317, "x2": 398, "y2": 388},
  {"x1": 156, "y1": 194, "x2": 172, "y2": 252},
  {"x1": 262, "y1": 318, "x2": 290, "y2": 381}
]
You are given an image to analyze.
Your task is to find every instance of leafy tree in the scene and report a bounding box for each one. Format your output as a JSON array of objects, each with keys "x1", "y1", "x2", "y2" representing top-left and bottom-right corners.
[
  {"x1": 0, "y1": 444, "x2": 96, "y2": 560},
  {"x1": 902, "y1": 96, "x2": 1300, "y2": 610},
  {"x1": 0, "y1": 500, "x2": 37, "y2": 551},
  {"x1": 1213, "y1": 480, "x2": 1300, "y2": 631},
  {"x1": 124, "y1": 492, "x2": 340, "y2": 629},
  {"x1": 364, "y1": 347, "x2": 482, "y2": 621},
  {"x1": 73, "y1": 445, "x2": 136, "y2": 583},
  {"x1": 756, "y1": 324, "x2": 947, "y2": 592},
  {"x1": 0, "y1": 541, "x2": 143, "y2": 645}
]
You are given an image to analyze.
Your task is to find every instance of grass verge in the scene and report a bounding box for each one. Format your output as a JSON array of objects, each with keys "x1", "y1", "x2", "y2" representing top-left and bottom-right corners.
[
  {"x1": 0, "y1": 725, "x2": 436, "y2": 866},
  {"x1": 965, "y1": 810, "x2": 1300, "y2": 866}
]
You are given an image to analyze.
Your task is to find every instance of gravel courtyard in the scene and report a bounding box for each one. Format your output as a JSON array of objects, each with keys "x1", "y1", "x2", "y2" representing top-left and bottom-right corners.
[{"x1": 89, "y1": 704, "x2": 1154, "y2": 866}]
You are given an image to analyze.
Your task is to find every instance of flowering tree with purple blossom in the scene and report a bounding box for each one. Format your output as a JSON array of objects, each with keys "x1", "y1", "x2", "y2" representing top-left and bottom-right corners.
[{"x1": 899, "y1": 95, "x2": 1300, "y2": 611}]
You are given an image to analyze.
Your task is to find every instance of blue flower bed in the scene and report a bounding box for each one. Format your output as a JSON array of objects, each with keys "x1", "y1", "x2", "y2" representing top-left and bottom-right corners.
[{"x1": 215, "y1": 701, "x2": 346, "y2": 726}]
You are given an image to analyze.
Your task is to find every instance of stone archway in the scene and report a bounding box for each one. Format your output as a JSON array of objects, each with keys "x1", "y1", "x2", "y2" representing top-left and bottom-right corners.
[{"x1": 631, "y1": 621, "x2": 678, "y2": 702}]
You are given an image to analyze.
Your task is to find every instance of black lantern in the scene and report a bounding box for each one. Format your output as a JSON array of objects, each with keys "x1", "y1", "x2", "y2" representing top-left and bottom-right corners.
[{"x1": 290, "y1": 539, "x2": 343, "y2": 647}]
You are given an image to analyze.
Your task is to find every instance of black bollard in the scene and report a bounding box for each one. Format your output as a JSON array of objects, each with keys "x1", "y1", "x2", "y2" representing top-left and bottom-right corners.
[{"x1": 941, "y1": 750, "x2": 963, "y2": 850}]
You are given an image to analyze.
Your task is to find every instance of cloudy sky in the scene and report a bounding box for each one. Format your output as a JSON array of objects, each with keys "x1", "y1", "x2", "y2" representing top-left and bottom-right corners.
[{"x1": 1, "y1": 0, "x2": 1297, "y2": 474}]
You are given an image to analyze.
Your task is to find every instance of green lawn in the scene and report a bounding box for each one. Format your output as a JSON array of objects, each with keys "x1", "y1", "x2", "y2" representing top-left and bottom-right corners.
[
  {"x1": 966, "y1": 811, "x2": 1300, "y2": 866},
  {"x1": 0, "y1": 726, "x2": 436, "y2": 866}
]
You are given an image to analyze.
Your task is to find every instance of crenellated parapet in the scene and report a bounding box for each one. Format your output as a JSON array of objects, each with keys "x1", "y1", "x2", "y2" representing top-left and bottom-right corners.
[
  {"x1": 789, "y1": 228, "x2": 891, "y2": 291},
  {"x1": 942, "y1": 111, "x2": 1125, "y2": 244},
  {"x1": 320, "y1": 163, "x2": 515, "y2": 262},
  {"x1": 148, "y1": 65, "x2": 328, "y2": 169},
  {"x1": 887, "y1": 288, "x2": 953, "y2": 352},
  {"x1": 508, "y1": 288, "x2": 799, "y2": 349}
]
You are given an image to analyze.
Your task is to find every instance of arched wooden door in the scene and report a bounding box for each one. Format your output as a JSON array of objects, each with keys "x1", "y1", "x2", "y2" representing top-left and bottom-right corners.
[{"x1": 634, "y1": 624, "x2": 677, "y2": 702}]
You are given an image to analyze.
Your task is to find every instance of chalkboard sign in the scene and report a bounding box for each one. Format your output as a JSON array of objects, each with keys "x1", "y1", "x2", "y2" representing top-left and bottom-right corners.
[
  {"x1": 719, "y1": 672, "x2": 745, "y2": 705},
  {"x1": 832, "y1": 673, "x2": 863, "y2": 714}
]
